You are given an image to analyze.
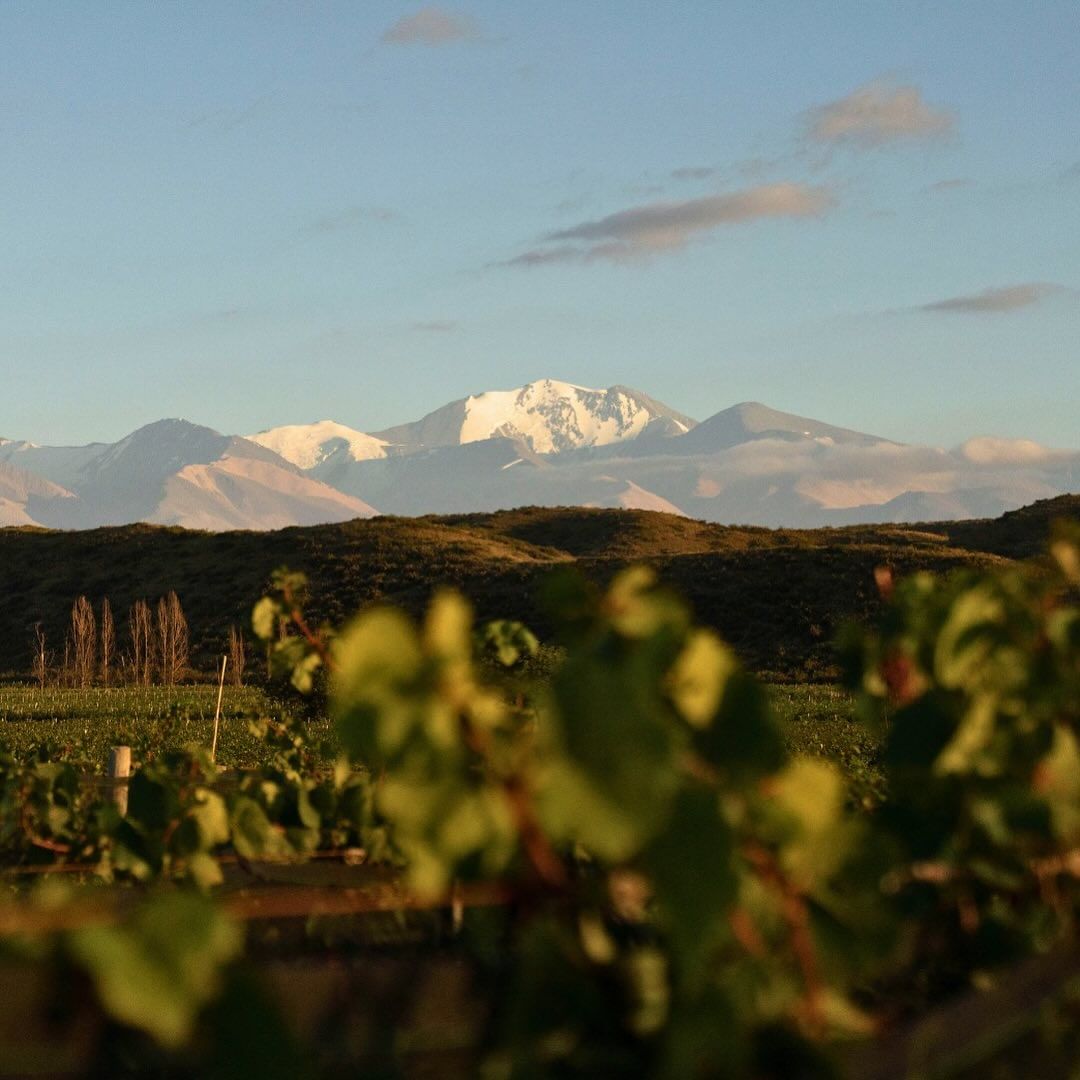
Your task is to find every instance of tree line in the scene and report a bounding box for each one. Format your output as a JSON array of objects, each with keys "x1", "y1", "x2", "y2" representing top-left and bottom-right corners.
[{"x1": 30, "y1": 594, "x2": 246, "y2": 688}]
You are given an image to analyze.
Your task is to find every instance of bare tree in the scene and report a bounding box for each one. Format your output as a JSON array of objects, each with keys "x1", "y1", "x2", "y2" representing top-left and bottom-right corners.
[
  {"x1": 62, "y1": 637, "x2": 73, "y2": 688},
  {"x1": 171, "y1": 592, "x2": 190, "y2": 682},
  {"x1": 157, "y1": 597, "x2": 172, "y2": 685},
  {"x1": 128, "y1": 599, "x2": 154, "y2": 686},
  {"x1": 70, "y1": 596, "x2": 97, "y2": 688},
  {"x1": 100, "y1": 598, "x2": 115, "y2": 687},
  {"x1": 157, "y1": 592, "x2": 189, "y2": 685},
  {"x1": 228, "y1": 624, "x2": 246, "y2": 686},
  {"x1": 31, "y1": 624, "x2": 50, "y2": 690}
]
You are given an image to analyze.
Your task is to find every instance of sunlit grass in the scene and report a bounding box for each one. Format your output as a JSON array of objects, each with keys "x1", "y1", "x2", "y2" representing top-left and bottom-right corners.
[
  {"x1": 0, "y1": 685, "x2": 334, "y2": 770},
  {"x1": 770, "y1": 682, "x2": 884, "y2": 807},
  {"x1": 0, "y1": 681, "x2": 880, "y2": 798}
]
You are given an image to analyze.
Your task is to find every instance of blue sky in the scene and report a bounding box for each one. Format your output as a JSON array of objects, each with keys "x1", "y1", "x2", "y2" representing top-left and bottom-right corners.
[{"x1": 2, "y1": 1, "x2": 1078, "y2": 447}]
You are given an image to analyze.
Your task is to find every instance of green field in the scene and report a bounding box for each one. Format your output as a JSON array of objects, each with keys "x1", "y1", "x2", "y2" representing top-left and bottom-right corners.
[
  {"x1": 0, "y1": 685, "x2": 334, "y2": 770},
  {"x1": 769, "y1": 683, "x2": 884, "y2": 807},
  {"x1": 0, "y1": 681, "x2": 880, "y2": 798}
]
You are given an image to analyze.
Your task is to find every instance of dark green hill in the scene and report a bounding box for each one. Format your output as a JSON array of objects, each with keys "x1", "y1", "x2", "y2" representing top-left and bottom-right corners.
[
  {"x1": 1, "y1": 498, "x2": 1074, "y2": 679},
  {"x1": 938, "y1": 494, "x2": 1080, "y2": 559}
]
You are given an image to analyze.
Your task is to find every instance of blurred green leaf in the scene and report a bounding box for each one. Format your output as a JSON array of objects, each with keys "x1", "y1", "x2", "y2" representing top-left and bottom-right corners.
[{"x1": 68, "y1": 893, "x2": 241, "y2": 1048}]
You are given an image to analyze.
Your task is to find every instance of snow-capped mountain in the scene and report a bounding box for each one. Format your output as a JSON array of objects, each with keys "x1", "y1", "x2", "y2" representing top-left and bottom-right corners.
[
  {"x1": 246, "y1": 420, "x2": 393, "y2": 470},
  {"x1": 371, "y1": 379, "x2": 697, "y2": 454},
  {"x1": 3, "y1": 381, "x2": 1077, "y2": 530},
  {"x1": 0, "y1": 420, "x2": 376, "y2": 530}
]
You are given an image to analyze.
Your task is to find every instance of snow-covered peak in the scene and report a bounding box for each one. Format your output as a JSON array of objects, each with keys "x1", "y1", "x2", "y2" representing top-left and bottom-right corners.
[
  {"x1": 459, "y1": 380, "x2": 696, "y2": 453},
  {"x1": 374, "y1": 379, "x2": 697, "y2": 455},
  {"x1": 246, "y1": 420, "x2": 390, "y2": 470}
]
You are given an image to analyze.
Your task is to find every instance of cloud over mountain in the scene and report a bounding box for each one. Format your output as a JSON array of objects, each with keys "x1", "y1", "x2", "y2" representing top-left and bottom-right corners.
[
  {"x1": 507, "y1": 183, "x2": 832, "y2": 265},
  {"x1": 807, "y1": 80, "x2": 953, "y2": 146},
  {"x1": 959, "y1": 436, "x2": 1061, "y2": 466}
]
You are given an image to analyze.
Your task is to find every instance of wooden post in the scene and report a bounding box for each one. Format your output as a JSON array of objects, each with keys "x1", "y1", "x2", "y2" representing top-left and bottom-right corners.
[
  {"x1": 108, "y1": 746, "x2": 131, "y2": 816},
  {"x1": 211, "y1": 654, "x2": 228, "y2": 763},
  {"x1": 451, "y1": 879, "x2": 464, "y2": 936}
]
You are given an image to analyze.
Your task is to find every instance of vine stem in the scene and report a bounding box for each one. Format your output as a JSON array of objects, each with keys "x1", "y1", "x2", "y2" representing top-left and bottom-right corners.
[
  {"x1": 729, "y1": 907, "x2": 766, "y2": 957},
  {"x1": 743, "y1": 842, "x2": 825, "y2": 1032},
  {"x1": 884, "y1": 849, "x2": 1080, "y2": 892},
  {"x1": 279, "y1": 584, "x2": 564, "y2": 886},
  {"x1": 282, "y1": 581, "x2": 337, "y2": 674},
  {"x1": 460, "y1": 716, "x2": 568, "y2": 890},
  {"x1": 17, "y1": 785, "x2": 73, "y2": 858}
]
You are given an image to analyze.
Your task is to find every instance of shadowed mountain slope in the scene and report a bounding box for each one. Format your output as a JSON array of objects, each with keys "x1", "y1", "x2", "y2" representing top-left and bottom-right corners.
[
  {"x1": 937, "y1": 494, "x2": 1080, "y2": 559},
  {"x1": 3, "y1": 499, "x2": 1074, "y2": 680}
]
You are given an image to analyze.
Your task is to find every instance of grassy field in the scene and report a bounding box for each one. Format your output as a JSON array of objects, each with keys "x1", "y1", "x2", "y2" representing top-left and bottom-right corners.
[
  {"x1": 0, "y1": 681, "x2": 881, "y2": 799},
  {"x1": 769, "y1": 683, "x2": 883, "y2": 807},
  {"x1": 0, "y1": 685, "x2": 334, "y2": 770}
]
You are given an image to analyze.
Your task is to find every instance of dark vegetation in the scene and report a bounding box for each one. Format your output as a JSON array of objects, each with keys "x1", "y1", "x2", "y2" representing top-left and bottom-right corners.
[
  {"x1": 0, "y1": 498, "x2": 1077, "y2": 1075},
  {"x1": 1, "y1": 494, "x2": 1076, "y2": 679}
]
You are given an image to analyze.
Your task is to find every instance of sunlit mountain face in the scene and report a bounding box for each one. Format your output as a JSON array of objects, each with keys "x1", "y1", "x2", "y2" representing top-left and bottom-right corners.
[{"x1": 2, "y1": 382, "x2": 1075, "y2": 530}]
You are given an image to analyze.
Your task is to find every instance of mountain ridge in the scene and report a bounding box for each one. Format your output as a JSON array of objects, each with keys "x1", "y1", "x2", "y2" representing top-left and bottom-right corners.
[
  {"x1": 370, "y1": 379, "x2": 697, "y2": 453},
  {"x1": 1, "y1": 381, "x2": 1076, "y2": 531},
  {"x1": 1, "y1": 419, "x2": 377, "y2": 530}
]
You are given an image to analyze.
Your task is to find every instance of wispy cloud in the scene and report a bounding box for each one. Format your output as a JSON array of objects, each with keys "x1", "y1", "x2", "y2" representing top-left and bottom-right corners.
[
  {"x1": 671, "y1": 166, "x2": 716, "y2": 181},
  {"x1": 299, "y1": 206, "x2": 398, "y2": 236},
  {"x1": 918, "y1": 282, "x2": 1065, "y2": 314},
  {"x1": 382, "y1": 7, "x2": 481, "y2": 46},
  {"x1": 924, "y1": 177, "x2": 973, "y2": 193},
  {"x1": 500, "y1": 246, "x2": 585, "y2": 268},
  {"x1": 186, "y1": 98, "x2": 367, "y2": 131},
  {"x1": 553, "y1": 195, "x2": 592, "y2": 215},
  {"x1": 807, "y1": 80, "x2": 953, "y2": 147},
  {"x1": 623, "y1": 183, "x2": 666, "y2": 198},
  {"x1": 187, "y1": 98, "x2": 270, "y2": 130},
  {"x1": 504, "y1": 182, "x2": 833, "y2": 266},
  {"x1": 411, "y1": 320, "x2": 458, "y2": 332}
]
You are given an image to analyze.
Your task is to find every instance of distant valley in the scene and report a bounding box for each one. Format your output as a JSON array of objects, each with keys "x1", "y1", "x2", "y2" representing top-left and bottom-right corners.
[{"x1": 2, "y1": 379, "x2": 1076, "y2": 530}]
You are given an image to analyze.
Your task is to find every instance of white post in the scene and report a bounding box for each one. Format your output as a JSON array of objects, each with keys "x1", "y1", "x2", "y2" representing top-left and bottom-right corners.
[
  {"x1": 211, "y1": 654, "x2": 228, "y2": 763},
  {"x1": 108, "y1": 745, "x2": 131, "y2": 816}
]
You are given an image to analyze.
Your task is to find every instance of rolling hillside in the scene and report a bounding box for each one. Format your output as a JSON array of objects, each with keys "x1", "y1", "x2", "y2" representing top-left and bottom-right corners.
[{"x1": 2, "y1": 495, "x2": 1074, "y2": 681}]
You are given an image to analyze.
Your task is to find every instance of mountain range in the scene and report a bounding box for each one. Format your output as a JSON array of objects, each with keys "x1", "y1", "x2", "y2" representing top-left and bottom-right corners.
[{"x1": 2, "y1": 379, "x2": 1076, "y2": 531}]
